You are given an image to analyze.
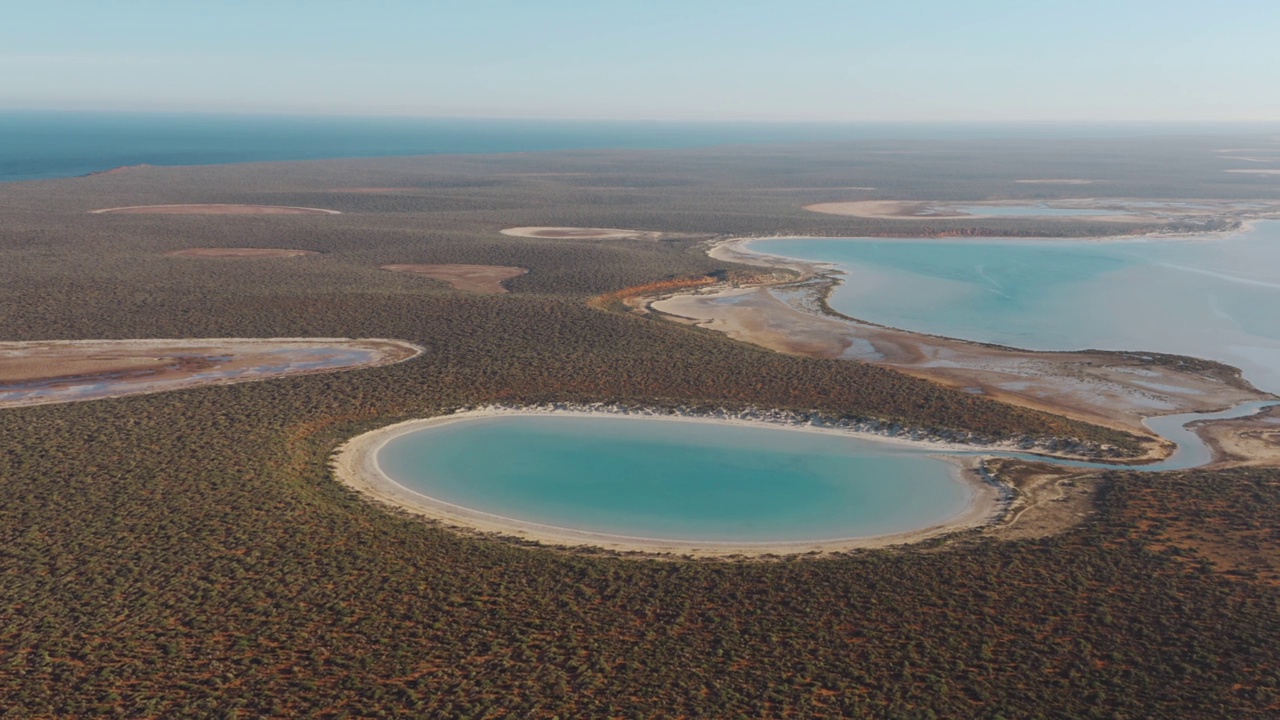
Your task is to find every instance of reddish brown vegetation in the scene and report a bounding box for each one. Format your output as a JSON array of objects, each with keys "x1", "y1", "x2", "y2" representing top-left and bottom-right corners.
[{"x1": 588, "y1": 276, "x2": 720, "y2": 310}]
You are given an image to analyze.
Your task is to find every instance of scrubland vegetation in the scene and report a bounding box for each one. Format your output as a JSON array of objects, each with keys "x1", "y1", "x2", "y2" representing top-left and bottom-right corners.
[{"x1": 1, "y1": 136, "x2": 1278, "y2": 716}]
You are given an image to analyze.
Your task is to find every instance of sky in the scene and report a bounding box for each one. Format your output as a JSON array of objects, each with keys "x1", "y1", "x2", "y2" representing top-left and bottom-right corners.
[{"x1": 2, "y1": 0, "x2": 1278, "y2": 122}]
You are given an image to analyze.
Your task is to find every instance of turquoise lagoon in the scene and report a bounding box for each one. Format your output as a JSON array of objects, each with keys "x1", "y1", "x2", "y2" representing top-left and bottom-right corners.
[
  {"x1": 371, "y1": 223, "x2": 1280, "y2": 545},
  {"x1": 752, "y1": 221, "x2": 1280, "y2": 394},
  {"x1": 376, "y1": 415, "x2": 972, "y2": 543}
]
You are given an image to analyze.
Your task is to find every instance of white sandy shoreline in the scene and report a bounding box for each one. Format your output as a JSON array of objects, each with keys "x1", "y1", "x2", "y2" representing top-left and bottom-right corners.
[{"x1": 330, "y1": 407, "x2": 1007, "y2": 558}]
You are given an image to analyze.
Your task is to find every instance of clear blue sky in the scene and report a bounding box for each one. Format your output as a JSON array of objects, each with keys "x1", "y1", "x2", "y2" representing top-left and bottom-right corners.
[{"x1": 3, "y1": 0, "x2": 1277, "y2": 121}]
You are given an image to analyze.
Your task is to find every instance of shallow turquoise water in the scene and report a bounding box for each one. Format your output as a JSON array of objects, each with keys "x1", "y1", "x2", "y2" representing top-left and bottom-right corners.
[
  {"x1": 751, "y1": 221, "x2": 1280, "y2": 394},
  {"x1": 377, "y1": 415, "x2": 971, "y2": 543},
  {"x1": 372, "y1": 224, "x2": 1280, "y2": 544}
]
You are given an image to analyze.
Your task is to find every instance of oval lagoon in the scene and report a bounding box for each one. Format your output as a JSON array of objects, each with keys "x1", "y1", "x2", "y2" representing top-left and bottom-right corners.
[{"x1": 350, "y1": 413, "x2": 986, "y2": 549}]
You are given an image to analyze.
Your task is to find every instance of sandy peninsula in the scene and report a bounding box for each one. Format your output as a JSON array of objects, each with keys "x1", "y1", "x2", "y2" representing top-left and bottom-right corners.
[
  {"x1": 0, "y1": 337, "x2": 422, "y2": 409},
  {"x1": 802, "y1": 199, "x2": 1142, "y2": 222},
  {"x1": 331, "y1": 408, "x2": 1006, "y2": 558},
  {"x1": 90, "y1": 204, "x2": 341, "y2": 215}
]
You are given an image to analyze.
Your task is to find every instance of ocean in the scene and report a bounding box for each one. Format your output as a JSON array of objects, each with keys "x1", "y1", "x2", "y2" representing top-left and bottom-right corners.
[{"x1": 3, "y1": 111, "x2": 1267, "y2": 183}]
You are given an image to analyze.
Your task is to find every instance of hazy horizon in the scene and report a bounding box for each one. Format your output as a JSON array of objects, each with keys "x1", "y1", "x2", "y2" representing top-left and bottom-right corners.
[{"x1": 5, "y1": 0, "x2": 1278, "y2": 123}]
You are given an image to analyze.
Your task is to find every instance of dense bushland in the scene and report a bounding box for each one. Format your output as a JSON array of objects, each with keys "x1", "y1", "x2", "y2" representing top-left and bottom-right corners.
[{"x1": 1, "y1": 137, "x2": 1278, "y2": 717}]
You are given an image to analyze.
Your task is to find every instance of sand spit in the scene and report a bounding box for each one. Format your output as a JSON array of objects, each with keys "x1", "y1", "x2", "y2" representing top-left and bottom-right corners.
[
  {"x1": 382, "y1": 263, "x2": 528, "y2": 293},
  {"x1": 500, "y1": 226, "x2": 660, "y2": 240},
  {"x1": 165, "y1": 248, "x2": 319, "y2": 258},
  {"x1": 0, "y1": 338, "x2": 421, "y2": 409},
  {"x1": 804, "y1": 200, "x2": 964, "y2": 219},
  {"x1": 331, "y1": 406, "x2": 1007, "y2": 558},
  {"x1": 651, "y1": 237, "x2": 1275, "y2": 455},
  {"x1": 1197, "y1": 404, "x2": 1280, "y2": 468},
  {"x1": 802, "y1": 200, "x2": 1142, "y2": 222},
  {"x1": 89, "y1": 204, "x2": 341, "y2": 215},
  {"x1": 328, "y1": 187, "x2": 423, "y2": 194}
]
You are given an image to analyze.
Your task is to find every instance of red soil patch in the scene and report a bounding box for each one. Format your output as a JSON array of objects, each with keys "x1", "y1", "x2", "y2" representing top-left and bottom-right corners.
[
  {"x1": 90, "y1": 204, "x2": 340, "y2": 215},
  {"x1": 164, "y1": 248, "x2": 319, "y2": 258},
  {"x1": 382, "y1": 264, "x2": 528, "y2": 294}
]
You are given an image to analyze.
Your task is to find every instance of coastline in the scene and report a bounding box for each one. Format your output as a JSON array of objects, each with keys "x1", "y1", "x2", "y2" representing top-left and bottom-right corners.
[
  {"x1": 330, "y1": 406, "x2": 1007, "y2": 558},
  {"x1": 673, "y1": 231, "x2": 1277, "y2": 450}
]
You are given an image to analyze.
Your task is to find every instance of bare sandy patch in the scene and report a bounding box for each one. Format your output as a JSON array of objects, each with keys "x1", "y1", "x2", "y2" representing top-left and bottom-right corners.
[
  {"x1": 982, "y1": 460, "x2": 1102, "y2": 542},
  {"x1": 382, "y1": 263, "x2": 528, "y2": 293},
  {"x1": 1015, "y1": 179, "x2": 1095, "y2": 185},
  {"x1": 500, "y1": 226, "x2": 659, "y2": 240},
  {"x1": 164, "y1": 248, "x2": 319, "y2": 258},
  {"x1": 804, "y1": 200, "x2": 968, "y2": 219},
  {"x1": 1197, "y1": 404, "x2": 1280, "y2": 468},
  {"x1": 803, "y1": 200, "x2": 1142, "y2": 222},
  {"x1": 0, "y1": 338, "x2": 421, "y2": 409},
  {"x1": 327, "y1": 187, "x2": 422, "y2": 194},
  {"x1": 90, "y1": 204, "x2": 340, "y2": 215},
  {"x1": 331, "y1": 408, "x2": 1004, "y2": 558}
]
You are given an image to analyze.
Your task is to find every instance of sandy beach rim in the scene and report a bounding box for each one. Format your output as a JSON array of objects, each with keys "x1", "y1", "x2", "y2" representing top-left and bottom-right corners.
[{"x1": 331, "y1": 409, "x2": 1002, "y2": 557}]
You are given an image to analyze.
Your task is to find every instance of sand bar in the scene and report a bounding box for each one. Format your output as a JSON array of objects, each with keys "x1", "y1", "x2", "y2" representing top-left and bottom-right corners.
[
  {"x1": 803, "y1": 200, "x2": 1143, "y2": 222},
  {"x1": 90, "y1": 204, "x2": 341, "y2": 215},
  {"x1": 501, "y1": 226, "x2": 659, "y2": 240},
  {"x1": 331, "y1": 407, "x2": 1004, "y2": 557},
  {"x1": 0, "y1": 338, "x2": 421, "y2": 409},
  {"x1": 328, "y1": 187, "x2": 423, "y2": 194},
  {"x1": 165, "y1": 248, "x2": 319, "y2": 258},
  {"x1": 382, "y1": 263, "x2": 528, "y2": 293}
]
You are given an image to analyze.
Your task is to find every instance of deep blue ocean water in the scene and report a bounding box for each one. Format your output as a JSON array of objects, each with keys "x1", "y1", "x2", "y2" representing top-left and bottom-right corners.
[{"x1": 3, "y1": 111, "x2": 1270, "y2": 183}]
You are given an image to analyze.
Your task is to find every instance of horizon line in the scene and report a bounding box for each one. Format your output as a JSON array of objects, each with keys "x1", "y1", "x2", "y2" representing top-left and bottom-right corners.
[{"x1": 3, "y1": 106, "x2": 1280, "y2": 126}]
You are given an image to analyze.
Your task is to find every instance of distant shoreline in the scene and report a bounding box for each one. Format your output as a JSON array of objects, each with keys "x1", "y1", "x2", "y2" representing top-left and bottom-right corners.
[{"x1": 7, "y1": 111, "x2": 1279, "y2": 184}]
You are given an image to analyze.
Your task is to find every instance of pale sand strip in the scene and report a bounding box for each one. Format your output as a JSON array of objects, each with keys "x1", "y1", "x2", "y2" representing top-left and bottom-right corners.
[
  {"x1": 500, "y1": 226, "x2": 660, "y2": 240},
  {"x1": 331, "y1": 408, "x2": 1005, "y2": 558},
  {"x1": 0, "y1": 338, "x2": 423, "y2": 409},
  {"x1": 803, "y1": 200, "x2": 1143, "y2": 222},
  {"x1": 89, "y1": 204, "x2": 342, "y2": 215}
]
